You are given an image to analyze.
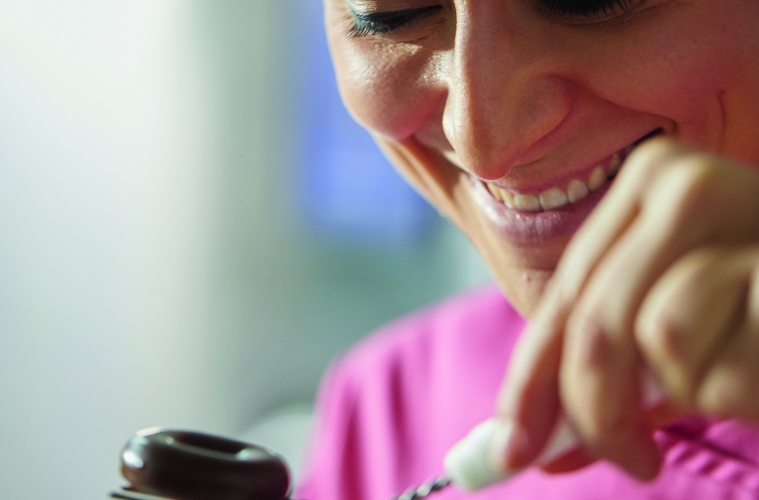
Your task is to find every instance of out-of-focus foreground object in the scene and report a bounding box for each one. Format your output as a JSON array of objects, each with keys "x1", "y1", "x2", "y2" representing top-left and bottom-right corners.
[{"x1": 113, "y1": 429, "x2": 290, "y2": 500}]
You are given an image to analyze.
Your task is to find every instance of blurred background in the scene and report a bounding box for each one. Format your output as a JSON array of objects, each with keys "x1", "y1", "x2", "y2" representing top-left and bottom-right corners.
[{"x1": 0, "y1": 1, "x2": 490, "y2": 498}]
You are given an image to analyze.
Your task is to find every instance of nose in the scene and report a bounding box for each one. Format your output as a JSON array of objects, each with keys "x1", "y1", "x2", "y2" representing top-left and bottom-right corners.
[{"x1": 442, "y1": 2, "x2": 572, "y2": 180}]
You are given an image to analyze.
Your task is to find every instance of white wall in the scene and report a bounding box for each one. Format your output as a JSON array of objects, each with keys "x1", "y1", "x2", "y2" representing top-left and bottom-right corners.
[
  {"x1": 0, "y1": 2, "x2": 228, "y2": 498},
  {"x1": 0, "y1": 2, "x2": 490, "y2": 498}
]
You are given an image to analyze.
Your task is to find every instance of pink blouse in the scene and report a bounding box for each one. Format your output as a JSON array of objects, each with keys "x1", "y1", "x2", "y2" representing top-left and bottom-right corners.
[{"x1": 296, "y1": 286, "x2": 759, "y2": 500}]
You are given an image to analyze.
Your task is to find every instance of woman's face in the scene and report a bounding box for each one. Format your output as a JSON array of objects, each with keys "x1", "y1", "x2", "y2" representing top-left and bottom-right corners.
[{"x1": 325, "y1": 0, "x2": 759, "y2": 316}]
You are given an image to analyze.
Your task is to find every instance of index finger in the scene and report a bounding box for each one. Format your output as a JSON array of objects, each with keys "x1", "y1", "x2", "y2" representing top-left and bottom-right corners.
[{"x1": 493, "y1": 138, "x2": 683, "y2": 468}]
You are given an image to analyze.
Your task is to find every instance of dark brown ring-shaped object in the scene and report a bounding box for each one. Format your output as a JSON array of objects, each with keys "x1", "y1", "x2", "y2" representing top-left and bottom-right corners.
[{"x1": 120, "y1": 428, "x2": 290, "y2": 500}]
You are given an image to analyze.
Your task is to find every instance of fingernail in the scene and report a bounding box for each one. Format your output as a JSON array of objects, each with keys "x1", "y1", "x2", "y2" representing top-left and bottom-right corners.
[{"x1": 489, "y1": 419, "x2": 529, "y2": 471}]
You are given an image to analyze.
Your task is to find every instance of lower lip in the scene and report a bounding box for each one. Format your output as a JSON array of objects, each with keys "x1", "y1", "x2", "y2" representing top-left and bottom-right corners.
[{"x1": 467, "y1": 175, "x2": 612, "y2": 244}]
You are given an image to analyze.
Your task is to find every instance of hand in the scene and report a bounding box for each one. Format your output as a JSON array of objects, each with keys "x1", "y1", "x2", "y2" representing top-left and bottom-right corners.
[{"x1": 491, "y1": 137, "x2": 759, "y2": 480}]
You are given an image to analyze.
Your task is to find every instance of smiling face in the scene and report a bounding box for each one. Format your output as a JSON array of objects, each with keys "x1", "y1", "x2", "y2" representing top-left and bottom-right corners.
[{"x1": 324, "y1": 0, "x2": 759, "y2": 316}]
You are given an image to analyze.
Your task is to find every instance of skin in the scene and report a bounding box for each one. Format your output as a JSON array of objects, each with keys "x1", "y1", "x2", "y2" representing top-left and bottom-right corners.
[{"x1": 325, "y1": 0, "x2": 759, "y2": 481}]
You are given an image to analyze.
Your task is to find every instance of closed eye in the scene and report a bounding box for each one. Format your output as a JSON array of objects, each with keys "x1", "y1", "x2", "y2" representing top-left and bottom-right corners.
[
  {"x1": 348, "y1": 5, "x2": 443, "y2": 38},
  {"x1": 538, "y1": 0, "x2": 637, "y2": 19}
]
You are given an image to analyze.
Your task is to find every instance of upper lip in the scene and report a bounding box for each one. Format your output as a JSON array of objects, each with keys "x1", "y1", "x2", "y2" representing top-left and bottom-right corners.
[{"x1": 480, "y1": 128, "x2": 665, "y2": 194}]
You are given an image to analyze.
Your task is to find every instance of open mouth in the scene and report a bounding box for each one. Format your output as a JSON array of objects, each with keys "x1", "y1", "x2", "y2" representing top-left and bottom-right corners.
[{"x1": 481, "y1": 128, "x2": 665, "y2": 213}]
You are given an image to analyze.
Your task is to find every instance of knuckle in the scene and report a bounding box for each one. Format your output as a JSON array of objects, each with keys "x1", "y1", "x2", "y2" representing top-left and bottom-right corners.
[
  {"x1": 697, "y1": 368, "x2": 750, "y2": 416},
  {"x1": 690, "y1": 247, "x2": 727, "y2": 275},
  {"x1": 566, "y1": 310, "x2": 614, "y2": 368},
  {"x1": 636, "y1": 318, "x2": 685, "y2": 366},
  {"x1": 635, "y1": 320, "x2": 700, "y2": 406}
]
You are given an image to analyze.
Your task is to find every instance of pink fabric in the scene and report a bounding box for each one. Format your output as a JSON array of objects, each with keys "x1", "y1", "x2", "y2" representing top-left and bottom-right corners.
[{"x1": 296, "y1": 286, "x2": 759, "y2": 500}]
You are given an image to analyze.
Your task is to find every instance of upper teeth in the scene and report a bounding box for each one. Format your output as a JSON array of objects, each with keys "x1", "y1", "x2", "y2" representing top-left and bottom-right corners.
[{"x1": 486, "y1": 153, "x2": 623, "y2": 212}]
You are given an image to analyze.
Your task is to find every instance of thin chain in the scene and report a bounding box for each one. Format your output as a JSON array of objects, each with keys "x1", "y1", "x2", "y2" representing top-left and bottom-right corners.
[
  {"x1": 389, "y1": 474, "x2": 452, "y2": 500},
  {"x1": 113, "y1": 475, "x2": 452, "y2": 500}
]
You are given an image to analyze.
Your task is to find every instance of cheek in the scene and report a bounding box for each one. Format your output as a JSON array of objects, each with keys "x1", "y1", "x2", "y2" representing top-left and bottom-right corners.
[
  {"x1": 658, "y1": 49, "x2": 755, "y2": 155},
  {"x1": 575, "y1": 1, "x2": 759, "y2": 150},
  {"x1": 330, "y1": 39, "x2": 445, "y2": 140}
]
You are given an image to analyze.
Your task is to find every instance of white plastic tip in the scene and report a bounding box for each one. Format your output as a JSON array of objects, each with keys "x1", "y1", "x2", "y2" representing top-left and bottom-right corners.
[{"x1": 443, "y1": 419, "x2": 514, "y2": 491}]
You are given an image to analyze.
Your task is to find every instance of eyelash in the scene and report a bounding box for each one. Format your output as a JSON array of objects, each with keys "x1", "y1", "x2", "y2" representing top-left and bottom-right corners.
[
  {"x1": 541, "y1": 0, "x2": 635, "y2": 18},
  {"x1": 347, "y1": 6, "x2": 443, "y2": 38},
  {"x1": 347, "y1": 0, "x2": 636, "y2": 39}
]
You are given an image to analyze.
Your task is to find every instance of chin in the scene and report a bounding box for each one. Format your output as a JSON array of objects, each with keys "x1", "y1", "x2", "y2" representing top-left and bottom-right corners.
[
  {"x1": 493, "y1": 266, "x2": 555, "y2": 319},
  {"x1": 463, "y1": 219, "x2": 565, "y2": 319}
]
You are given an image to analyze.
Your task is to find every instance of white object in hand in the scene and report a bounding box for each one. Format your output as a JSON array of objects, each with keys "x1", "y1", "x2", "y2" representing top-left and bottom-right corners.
[{"x1": 444, "y1": 375, "x2": 665, "y2": 492}]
